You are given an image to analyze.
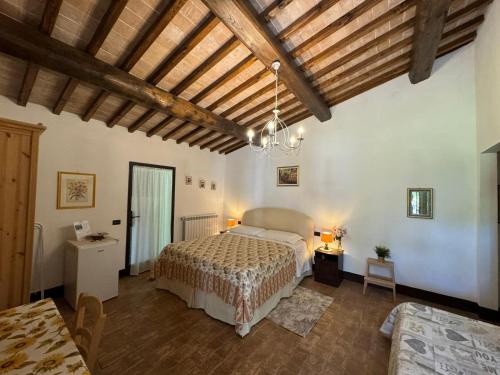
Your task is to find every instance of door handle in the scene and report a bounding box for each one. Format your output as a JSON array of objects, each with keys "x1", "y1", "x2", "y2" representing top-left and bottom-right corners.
[{"x1": 131, "y1": 215, "x2": 140, "y2": 219}]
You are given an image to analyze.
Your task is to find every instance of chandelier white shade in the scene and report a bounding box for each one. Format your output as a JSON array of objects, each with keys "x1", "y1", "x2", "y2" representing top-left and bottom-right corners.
[{"x1": 247, "y1": 60, "x2": 304, "y2": 156}]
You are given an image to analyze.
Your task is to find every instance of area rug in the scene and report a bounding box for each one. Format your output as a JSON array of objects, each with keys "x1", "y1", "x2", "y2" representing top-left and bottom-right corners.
[{"x1": 266, "y1": 286, "x2": 334, "y2": 337}]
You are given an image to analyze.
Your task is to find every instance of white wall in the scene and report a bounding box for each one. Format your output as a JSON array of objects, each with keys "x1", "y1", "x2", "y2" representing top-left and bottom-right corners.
[
  {"x1": 0, "y1": 96, "x2": 226, "y2": 290},
  {"x1": 475, "y1": 0, "x2": 500, "y2": 153},
  {"x1": 225, "y1": 46, "x2": 479, "y2": 301},
  {"x1": 475, "y1": 1, "x2": 500, "y2": 310}
]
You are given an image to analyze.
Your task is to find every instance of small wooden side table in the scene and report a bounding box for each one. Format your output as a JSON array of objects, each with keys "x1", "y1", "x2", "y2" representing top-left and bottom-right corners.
[
  {"x1": 314, "y1": 248, "x2": 343, "y2": 287},
  {"x1": 363, "y1": 258, "x2": 396, "y2": 301}
]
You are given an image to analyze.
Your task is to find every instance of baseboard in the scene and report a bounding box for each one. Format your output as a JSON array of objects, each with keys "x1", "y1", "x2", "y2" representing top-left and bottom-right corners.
[
  {"x1": 342, "y1": 271, "x2": 499, "y2": 321},
  {"x1": 30, "y1": 285, "x2": 64, "y2": 302}
]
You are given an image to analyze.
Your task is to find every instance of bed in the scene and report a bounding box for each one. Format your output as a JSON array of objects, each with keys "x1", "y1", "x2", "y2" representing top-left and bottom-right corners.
[
  {"x1": 154, "y1": 207, "x2": 314, "y2": 337},
  {"x1": 381, "y1": 302, "x2": 500, "y2": 374}
]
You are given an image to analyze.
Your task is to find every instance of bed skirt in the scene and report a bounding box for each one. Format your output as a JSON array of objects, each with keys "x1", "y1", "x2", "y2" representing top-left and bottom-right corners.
[{"x1": 156, "y1": 270, "x2": 311, "y2": 337}]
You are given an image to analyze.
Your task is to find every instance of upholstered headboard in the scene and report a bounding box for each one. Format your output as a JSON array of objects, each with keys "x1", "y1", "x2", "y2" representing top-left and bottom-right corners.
[{"x1": 241, "y1": 207, "x2": 315, "y2": 252}]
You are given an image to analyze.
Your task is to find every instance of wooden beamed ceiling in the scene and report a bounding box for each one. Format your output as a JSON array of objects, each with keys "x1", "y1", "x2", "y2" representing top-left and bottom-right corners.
[{"x1": 0, "y1": 0, "x2": 491, "y2": 154}]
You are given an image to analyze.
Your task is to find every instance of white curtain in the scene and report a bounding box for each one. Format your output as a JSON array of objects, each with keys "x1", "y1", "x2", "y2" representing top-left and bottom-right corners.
[{"x1": 130, "y1": 166, "x2": 173, "y2": 275}]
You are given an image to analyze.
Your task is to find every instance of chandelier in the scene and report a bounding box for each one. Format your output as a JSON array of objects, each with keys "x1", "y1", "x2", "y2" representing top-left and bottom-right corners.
[{"x1": 247, "y1": 60, "x2": 304, "y2": 156}]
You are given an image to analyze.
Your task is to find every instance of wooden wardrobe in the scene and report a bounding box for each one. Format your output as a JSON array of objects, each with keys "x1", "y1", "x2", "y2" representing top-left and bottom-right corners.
[{"x1": 0, "y1": 118, "x2": 45, "y2": 309}]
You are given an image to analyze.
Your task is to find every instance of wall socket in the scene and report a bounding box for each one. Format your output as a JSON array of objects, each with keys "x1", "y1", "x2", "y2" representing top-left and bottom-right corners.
[{"x1": 112, "y1": 219, "x2": 121, "y2": 225}]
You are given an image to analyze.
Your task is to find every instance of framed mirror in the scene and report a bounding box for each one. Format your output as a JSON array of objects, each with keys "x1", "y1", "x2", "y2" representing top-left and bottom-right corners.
[{"x1": 407, "y1": 188, "x2": 433, "y2": 219}]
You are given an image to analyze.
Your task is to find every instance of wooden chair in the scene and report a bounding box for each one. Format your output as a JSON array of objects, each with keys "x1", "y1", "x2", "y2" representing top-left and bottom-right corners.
[{"x1": 73, "y1": 293, "x2": 106, "y2": 372}]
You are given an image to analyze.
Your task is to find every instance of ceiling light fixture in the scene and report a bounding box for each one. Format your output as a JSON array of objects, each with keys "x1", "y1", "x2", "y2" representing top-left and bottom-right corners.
[{"x1": 247, "y1": 60, "x2": 304, "y2": 156}]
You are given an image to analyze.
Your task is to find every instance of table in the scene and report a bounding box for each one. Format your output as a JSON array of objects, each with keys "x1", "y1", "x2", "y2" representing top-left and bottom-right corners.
[
  {"x1": 313, "y1": 248, "x2": 344, "y2": 287},
  {"x1": 0, "y1": 299, "x2": 89, "y2": 374},
  {"x1": 363, "y1": 257, "x2": 396, "y2": 301}
]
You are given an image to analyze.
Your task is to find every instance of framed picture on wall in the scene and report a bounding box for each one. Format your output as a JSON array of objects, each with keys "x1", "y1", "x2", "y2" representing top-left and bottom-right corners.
[
  {"x1": 277, "y1": 166, "x2": 299, "y2": 186},
  {"x1": 211, "y1": 181, "x2": 216, "y2": 190},
  {"x1": 407, "y1": 188, "x2": 433, "y2": 219},
  {"x1": 57, "y1": 172, "x2": 96, "y2": 209},
  {"x1": 199, "y1": 179, "x2": 206, "y2": 189},
  {"x1": 185, "y1": 175, "x2": 192, "y2": 185}
]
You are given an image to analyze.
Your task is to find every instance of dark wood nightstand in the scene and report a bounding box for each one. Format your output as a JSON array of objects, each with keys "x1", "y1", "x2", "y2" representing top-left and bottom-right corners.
[{"x1": 314, "y1": 248, "x2": 344, "y2": 287}]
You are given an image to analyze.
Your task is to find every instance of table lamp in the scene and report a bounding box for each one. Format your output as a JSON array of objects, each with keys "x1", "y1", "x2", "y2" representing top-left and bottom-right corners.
[
  {"x1": 320, "y1": 231, "x2": 333, "y2": 250},
  {"x1": 227, "y1": 218, "x2": 236, "y2": 229}
]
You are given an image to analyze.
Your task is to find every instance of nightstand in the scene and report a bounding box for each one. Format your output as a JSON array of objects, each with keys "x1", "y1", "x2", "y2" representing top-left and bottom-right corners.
[{"x1": 314, "y1": 248, "x2": 343, "y2": 287}]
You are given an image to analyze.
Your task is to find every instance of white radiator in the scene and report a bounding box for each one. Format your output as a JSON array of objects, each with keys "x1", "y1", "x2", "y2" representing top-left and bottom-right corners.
[{"x1": 181, "y1": 213, "x2": 219, "y2": 240}]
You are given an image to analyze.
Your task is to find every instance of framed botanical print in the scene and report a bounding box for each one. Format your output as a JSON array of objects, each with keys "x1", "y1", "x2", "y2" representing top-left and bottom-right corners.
[
  {"x1": 199, "y1": 179, "x2": 206, "y2": 189},
  {"x1": 407, "y1": 188, "x2": 433, "y2": 219},
  {"x1": 277, "y1": 166, "x2": 299, "y2": 186},
  {"x1": 211, "y1": 181, "x2": 216, "y2": 190},
  {"x1": 185, "y1": 175, "x2": 192, "y2": 185},
  {"x1": 57, "y1": 172, "x2": 96, "y2": 209}
]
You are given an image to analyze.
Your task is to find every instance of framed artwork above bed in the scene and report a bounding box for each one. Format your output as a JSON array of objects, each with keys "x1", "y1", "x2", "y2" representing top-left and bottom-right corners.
[{"x1": 277, "y1": 166, "x2": 299, "y2": 186}]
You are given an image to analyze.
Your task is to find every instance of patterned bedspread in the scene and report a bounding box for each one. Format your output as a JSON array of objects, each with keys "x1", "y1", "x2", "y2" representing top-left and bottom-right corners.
[
  {"x1": 380, "y1": 302, "x2": 500, "y2": 375},
  {"x1": 0, "y1": 299, "x2": 89, "y2": 374},
  {"x1": 154, "y1": 233, "x2": 296, "y2": 335}
]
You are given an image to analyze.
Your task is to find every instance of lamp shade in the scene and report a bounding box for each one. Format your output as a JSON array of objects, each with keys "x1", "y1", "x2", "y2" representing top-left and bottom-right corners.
[
  {"x1": 227, "y1": 218, "x2": 237, "y2": 228},
  {"x1": 320, "y1": 231, "x2": 333, "y2": 243}
]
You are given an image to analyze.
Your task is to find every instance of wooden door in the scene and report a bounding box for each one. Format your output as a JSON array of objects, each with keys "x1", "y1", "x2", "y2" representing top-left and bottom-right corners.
[{"x1": 0, "y1": 118, "x2": 44, "y2": 309}]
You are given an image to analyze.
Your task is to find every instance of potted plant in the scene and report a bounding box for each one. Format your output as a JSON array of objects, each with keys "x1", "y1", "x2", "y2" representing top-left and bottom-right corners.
[{"x1": 374, "y1": 246, "x2": 391, "y2": 262}]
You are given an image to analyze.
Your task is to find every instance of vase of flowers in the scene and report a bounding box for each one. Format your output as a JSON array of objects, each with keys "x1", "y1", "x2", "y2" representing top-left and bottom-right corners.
[
  {"x1": 374, "y1": 246, "x2": 391, "y2": 262},
  {"x1": 333, "y1": 226, "x2": 347, "y2": 250}
]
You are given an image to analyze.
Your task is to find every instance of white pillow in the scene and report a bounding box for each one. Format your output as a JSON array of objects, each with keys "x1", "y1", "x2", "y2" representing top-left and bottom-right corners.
[
  {"x1": 257, "y1": 229, "x2": 303, "y2": 244},
  {"x1": 229, "y1": 225, "x2": 266, "y2": 236}
]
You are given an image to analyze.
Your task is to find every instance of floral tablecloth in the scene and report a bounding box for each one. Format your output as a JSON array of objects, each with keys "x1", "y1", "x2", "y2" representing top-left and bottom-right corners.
[
  {"x1": 0, "y1": 299, "x2": 89, "y2": 374},
  {"x1": 381, "y1": 302, "x2": 500, "y2": 375}
]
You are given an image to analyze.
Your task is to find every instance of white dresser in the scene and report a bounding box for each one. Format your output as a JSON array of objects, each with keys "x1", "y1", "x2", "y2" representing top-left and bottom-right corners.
[{"x1": 64, "y1": 238, "x2": 121, "y2": 309}]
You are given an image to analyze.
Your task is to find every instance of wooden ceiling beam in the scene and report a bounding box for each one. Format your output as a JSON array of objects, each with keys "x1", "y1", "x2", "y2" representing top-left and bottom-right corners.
[
  {"x1": 223, "y1": 142, "x2": 248, "y2": 154},
  {"x1": 189, "y1": 130, "x2": 215, "y2": 147},
  {"x1": 81, "y1": 0, "x2": 187, "y2": 122},
  {"x1": 318, "y1": 15, "x2": 483, "y2": 94},
  {"x1": 211, "y1": 138, "x2": 241, "y2": 152},
  {"x1": 303, "y1": 0, "x2": 416, "y2": 71},
  {"x1": 203, "y1": 0, "x2": 331, "y2": 122},
  {"x1": 243, "y1": 96, "x2": 301, "y2": 128},
  {"x1": 171, "y1": 37, "x2": 240, "y2": 97},
  {"x1": 0, "y1": 13, "x2": 254, "y2": 144},
  {"x1": 127, "y1": 109, "x2": 156, "y2": 132},
  {"x1": 291, "y1": 0, "x2": 385, "y2": 56},
  {"x1": 191, "y1": 55, "x2": 257, "y2": 104},
  {"x1": 176, "y1": 126, "x2": 205, "y2": 144},
  {"x1": 327, "y1": 31, "x2": 477, "y2": 105},
  {"x1": 260, "y1": 0, "x2": 293, "y2": 21},
  {"x1": 147, "y1": 117, "x2": 176, "y2": 137},
  {"x1": 198, "y1": 0, "x2": 416, "y2": 138},
  {"x1": 161, "y1": 121, "x2": 189, "y2": 140},
  {"x1": 128, "y1": 36, "x2": 240, "y2": 133},
  {"x1": 232, "y1": 88, "x2": 290, "y2": 123},
  {"x1": 222, "y1": 82, "x2": 287, "y2": 119},
  {"x1": 17, "y1": 0, "x2": 62, "y2": 106},
  {"x1": 409, "y1": 0, "x2": 452, "y2": 84},
  {"x1": 218, "y1": 140, "x2": 246, "y2": 154},
  {"x1": 52, "y1": 0, "x2": 128, "y2": 114},
  {"x1": 225, "y1": 1, "x2": 483, "y2": 127},
  {"x1": 107, "y1": 13, "x2": 219, "y2": 128},
  {"x1": 222, "y1": 24, "x2": 478, "y2": 146},
  {"x1": 277, "y1": 0, "x2": 341, "y2": 40},
  {"x1": 200, "y1": 134, "x2": 228, "y2": 149},
  {"x1": 224, "y1": 4, "x2": 482, "y2": 154},
  {"x1": 146, "y1": 55, "x2": 256, "y2": 138}
]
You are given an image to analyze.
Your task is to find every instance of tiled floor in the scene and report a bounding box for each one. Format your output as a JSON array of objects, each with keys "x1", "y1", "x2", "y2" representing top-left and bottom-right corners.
[{"x1": 56, "y1": 274, "x2": 478, "y2": 375}]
